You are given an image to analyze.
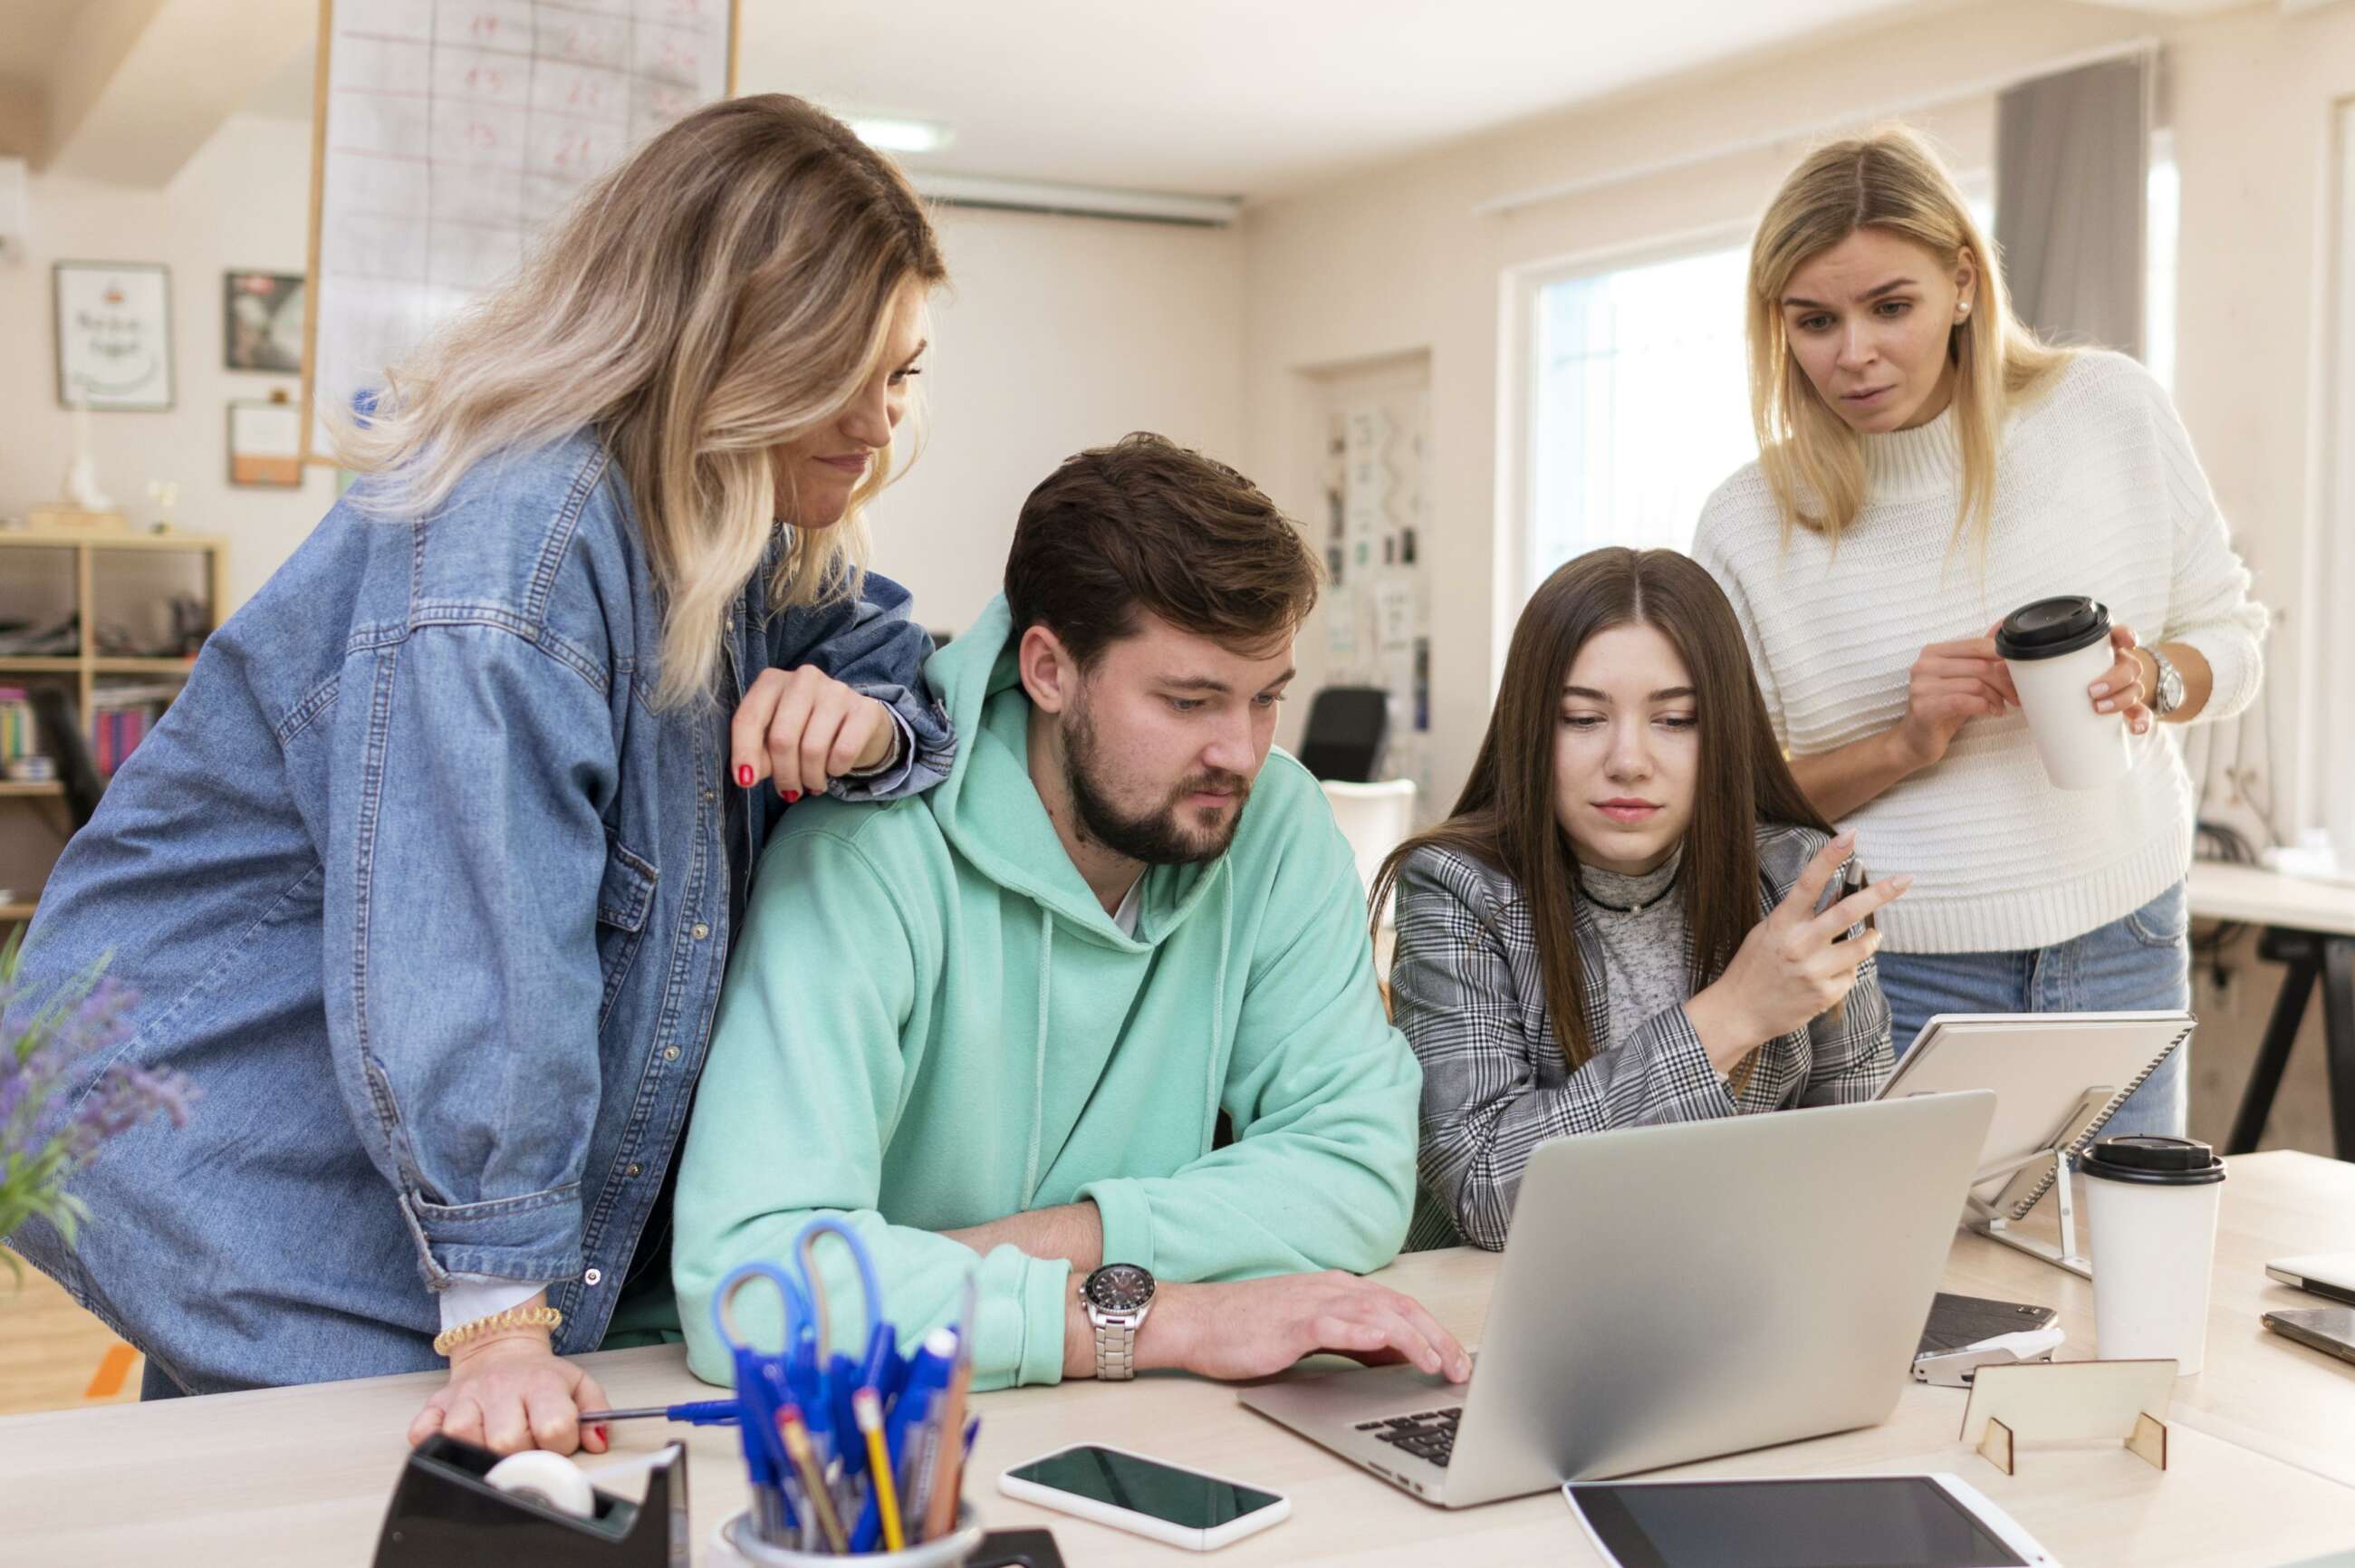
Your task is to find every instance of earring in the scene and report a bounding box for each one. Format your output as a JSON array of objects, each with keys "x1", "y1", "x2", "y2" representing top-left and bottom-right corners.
[{"x1": 1956, "y1": 302, "x2": 1972, "y2": 318}]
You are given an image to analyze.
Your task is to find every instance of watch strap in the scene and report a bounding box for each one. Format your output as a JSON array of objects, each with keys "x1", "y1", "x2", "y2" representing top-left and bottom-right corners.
[
  {"x1": 2145, "y1": 645, "x2": 2183, "y2": 716},
  {"x1": 1093, "y1": 1313, "x2": 1139, "y2": 1381}
]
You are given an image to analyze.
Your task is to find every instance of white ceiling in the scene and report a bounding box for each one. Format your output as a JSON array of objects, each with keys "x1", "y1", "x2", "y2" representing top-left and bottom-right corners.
[
  {"x1": 737, "y1": 0, "x2": 1945, "y2": 197},
  {"x1": 235, "y1": 0, "x2": 1951, "y2": 197}
]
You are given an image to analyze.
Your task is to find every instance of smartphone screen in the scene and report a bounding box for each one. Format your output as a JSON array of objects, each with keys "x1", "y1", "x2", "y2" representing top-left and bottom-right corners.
[{"x1": 1006, "y1": 1447, "x2": 1283, "y2": 1531}]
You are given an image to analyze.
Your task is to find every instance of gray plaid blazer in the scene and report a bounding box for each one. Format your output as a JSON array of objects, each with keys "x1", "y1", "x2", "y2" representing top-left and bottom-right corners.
[{"x1": 1390, "y1": 822, "x2": 1892, "y2": 1251}]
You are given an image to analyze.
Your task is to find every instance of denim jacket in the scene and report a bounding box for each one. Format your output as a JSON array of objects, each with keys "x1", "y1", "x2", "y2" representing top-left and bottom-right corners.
[{"x1": 6, "y1": 432, "x2": 953, "y2": 1391}]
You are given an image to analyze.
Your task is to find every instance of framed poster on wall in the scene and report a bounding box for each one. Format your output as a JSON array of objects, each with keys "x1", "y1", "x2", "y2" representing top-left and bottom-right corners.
[
  {"x1": 228, "y1": 399, "x2": 305, "y2": 487},
  {"x1": 53, "y1": 261, "x2": 175, "y2": 411}
]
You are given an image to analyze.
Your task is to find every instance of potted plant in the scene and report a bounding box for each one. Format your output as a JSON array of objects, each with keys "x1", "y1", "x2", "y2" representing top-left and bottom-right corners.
[{"x1": 1, "y1": 934, "x2": 194, "y2": 1275}]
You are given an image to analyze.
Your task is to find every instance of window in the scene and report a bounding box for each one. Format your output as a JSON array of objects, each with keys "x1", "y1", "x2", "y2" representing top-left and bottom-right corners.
[
  {"x1": 2146, "y1": 129, "x2": 2178, "y2": 394},
  {"x1": 1518, "y1": 161, "x2": 2169, "y2": 596},
  {"x1": 1524, "y1": 241, "x2": 1753, "y2": 590}
]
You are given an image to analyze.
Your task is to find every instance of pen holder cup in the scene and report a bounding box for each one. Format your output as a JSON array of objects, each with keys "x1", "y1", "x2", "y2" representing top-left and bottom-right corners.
[{"x1": 719, "y1": 1504, "x2": 1040, "y2": 1567}]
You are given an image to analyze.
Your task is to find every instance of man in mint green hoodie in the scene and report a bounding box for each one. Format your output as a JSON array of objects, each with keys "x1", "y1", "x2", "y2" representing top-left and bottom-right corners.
[{"x1": 674, "y1": 433, "x2": 1469, "y2": 1393}]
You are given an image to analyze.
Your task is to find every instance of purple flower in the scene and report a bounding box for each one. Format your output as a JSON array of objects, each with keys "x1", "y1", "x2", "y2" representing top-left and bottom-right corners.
[{"x1": 1, "y1": 951, "x2": 197, "y2": 1247}]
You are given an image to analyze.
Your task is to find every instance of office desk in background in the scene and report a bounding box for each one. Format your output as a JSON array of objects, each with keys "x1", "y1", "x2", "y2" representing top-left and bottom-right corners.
[
  {"x1": 5, "y1": 1152, "x2": 2353, "y2": 1567},
  {"x1": 2187, "y1": 860, "x2": 2355, "y2": 1158}
]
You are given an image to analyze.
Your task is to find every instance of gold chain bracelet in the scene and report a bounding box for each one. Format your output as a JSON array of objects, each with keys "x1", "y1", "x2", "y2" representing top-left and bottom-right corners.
[{"x1": 433, "y1": 1303, "x2": 563, "y2": 1358}]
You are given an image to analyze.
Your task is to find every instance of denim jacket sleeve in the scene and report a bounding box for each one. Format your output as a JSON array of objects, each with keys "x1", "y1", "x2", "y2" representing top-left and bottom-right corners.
[
  {"x1": 763, "y1": 567, "x2": 954, "y2": 803},
  {"x1": 322, "y1": 621, "x2": 616, "y2": 1290}
]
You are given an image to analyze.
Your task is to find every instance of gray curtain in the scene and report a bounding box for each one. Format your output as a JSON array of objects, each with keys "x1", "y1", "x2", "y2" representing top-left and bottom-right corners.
[{"x1": 1995, "y1": 56, "x2": 2152, "y2": 360}]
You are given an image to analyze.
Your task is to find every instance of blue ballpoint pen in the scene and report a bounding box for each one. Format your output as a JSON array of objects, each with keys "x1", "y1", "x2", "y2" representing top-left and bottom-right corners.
[{"x1": 575, "y1": 1398, "x2": 743, "y2": 1427}]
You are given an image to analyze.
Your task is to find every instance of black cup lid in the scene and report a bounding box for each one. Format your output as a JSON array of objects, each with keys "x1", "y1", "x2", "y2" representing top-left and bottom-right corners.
[
  {"x1": 1995, "y1": 596, "x2": 2111, "y2": 660},
  {"x1": 2080, "y1": 1134, "x2": 2225, "y2": 1185}
]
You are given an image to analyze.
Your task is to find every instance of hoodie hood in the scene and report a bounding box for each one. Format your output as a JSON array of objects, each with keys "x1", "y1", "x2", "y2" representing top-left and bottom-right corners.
[{"x1": 923, "y1": 594, "x2": 1227, "y2": 952}]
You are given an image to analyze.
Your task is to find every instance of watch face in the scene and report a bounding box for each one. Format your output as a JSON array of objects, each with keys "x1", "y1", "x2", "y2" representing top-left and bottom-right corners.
[{"x1": 1087, "y1": 1263, "x2": 1155, "y2": 1312}]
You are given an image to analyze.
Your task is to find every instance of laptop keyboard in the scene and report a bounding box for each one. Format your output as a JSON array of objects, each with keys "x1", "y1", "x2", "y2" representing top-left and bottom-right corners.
[{"x1": 1355, "y1": 1407, "x2": 1461, "y2": 1467}]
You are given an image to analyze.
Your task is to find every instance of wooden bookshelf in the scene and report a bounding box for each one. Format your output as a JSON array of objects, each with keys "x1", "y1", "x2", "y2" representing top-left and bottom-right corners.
[{"x1": 0, "y1": 527, "x2": 226, "y2": 926}]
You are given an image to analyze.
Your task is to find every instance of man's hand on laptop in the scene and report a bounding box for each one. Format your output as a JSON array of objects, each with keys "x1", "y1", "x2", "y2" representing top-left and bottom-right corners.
[{"x1": 1072, "y1": 1272, "x2": 1472, "y2": 1384}]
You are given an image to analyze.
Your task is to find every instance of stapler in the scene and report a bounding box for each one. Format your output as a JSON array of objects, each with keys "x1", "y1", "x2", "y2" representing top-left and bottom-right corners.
[{"x1": 1913, "y1": 1325, "x2": 2067, "y2": 1387}]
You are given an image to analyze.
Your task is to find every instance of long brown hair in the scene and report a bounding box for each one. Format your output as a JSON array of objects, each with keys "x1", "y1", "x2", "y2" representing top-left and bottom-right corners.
[
  {"x1": 339, "y1": 94, "x2": 948, "y2": 709},
  {"x1": 1371, "y1": 548, "x2": 1830, "y2": 1078}
]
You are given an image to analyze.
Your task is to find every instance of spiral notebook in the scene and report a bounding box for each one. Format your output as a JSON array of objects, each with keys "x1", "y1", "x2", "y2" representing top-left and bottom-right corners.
[{"x1": 1877, "y1": 1011, "x2": 2196, "y2": 1220}]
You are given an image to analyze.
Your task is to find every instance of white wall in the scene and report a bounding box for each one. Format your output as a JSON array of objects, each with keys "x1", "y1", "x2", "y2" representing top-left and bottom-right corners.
[
  {"x1": 0, "y1": 116, "x2": 1246, "y2": 638},
  {"x1": 1240, "y1": 0, "x2": 2333, "y2": 834},
  {"x1": 0, "y1": 112, "x2": 333, "y2": 613},
  {"x1": 869, "y1": 207, "x2": 1245, "y2": 637}
]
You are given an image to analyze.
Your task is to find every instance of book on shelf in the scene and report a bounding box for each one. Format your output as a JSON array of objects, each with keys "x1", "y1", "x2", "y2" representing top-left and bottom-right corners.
[
  {"x1": 0, "y1": 687, "x2": 35, "y2": 765},
  {"x1": 89, "y1": 686, "x2": 180, "y2": 776}
]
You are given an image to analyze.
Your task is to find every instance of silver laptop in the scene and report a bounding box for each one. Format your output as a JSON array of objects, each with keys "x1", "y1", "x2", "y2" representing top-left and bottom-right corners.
[{"x1": 1239, "y1": 1091, "x2": 1995, "y2": 1506}]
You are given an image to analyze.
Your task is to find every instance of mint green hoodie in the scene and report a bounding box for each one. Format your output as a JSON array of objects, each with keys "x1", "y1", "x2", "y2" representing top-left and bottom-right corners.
[{"x1": 673, "y1": 596, "x2": 1419, "y2": 1390}]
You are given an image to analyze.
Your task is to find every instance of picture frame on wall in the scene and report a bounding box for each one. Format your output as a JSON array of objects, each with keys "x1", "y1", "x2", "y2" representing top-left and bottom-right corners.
[
  {"x1": 53, "y1": 260, "x2": 174, "y2": 411},
  {"x1": 227, "y1": 398, "x2": 304, "y2": 488},
  {"x1": 223, "y1": 270, "x2": 305, "y2": 373}
]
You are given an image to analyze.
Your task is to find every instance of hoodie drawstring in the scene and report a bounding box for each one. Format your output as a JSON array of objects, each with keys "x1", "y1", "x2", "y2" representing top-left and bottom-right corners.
[
  {"x1": 1022, "y1": 905, "x2": 1052, "y2": 1207},
  {"x1": 1205, "y1": 871, "x2": 1232, "y2": 1145}
]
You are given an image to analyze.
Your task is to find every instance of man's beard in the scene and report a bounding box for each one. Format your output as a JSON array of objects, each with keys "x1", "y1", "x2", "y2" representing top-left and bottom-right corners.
[{"x1": 1062, "y1": 704, "x2": 1250, "y2": 868}]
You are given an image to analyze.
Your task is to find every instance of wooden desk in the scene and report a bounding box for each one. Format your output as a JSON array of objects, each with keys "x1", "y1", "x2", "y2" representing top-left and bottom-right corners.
[
  {"x1": 2188, "y1": 862, "x2": 2355, "y2": 939},
  {"x1": 6, "y1": 1154, "x2": 2352, "y2": 1567},
  {"x1": 1943, "y1": 1150, "x2": 2355, "y2": 1491},
  {"x1": 2187, "y1": 861, "x2": 2355, "y2": 1157}
]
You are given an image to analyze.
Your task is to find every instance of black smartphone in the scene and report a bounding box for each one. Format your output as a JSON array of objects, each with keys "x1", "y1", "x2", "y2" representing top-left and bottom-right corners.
[{"x1": 1822, "y1": 859, "x2": 1863, "y2": 940}]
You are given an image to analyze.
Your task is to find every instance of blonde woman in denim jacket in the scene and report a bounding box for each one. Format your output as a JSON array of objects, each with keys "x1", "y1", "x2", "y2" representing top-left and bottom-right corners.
[{"x1": 8, "y1": 96, "x2": 956, "y2": 1456}]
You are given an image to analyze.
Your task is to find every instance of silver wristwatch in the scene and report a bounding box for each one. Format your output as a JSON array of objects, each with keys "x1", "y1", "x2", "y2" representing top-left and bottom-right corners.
[
  {"x1": 2146, "y1": 645, "x2": 2185, "y2": 717},
  {"x1": 1081, "y1": 1263, "x2": 1156, "y2": 1381}
]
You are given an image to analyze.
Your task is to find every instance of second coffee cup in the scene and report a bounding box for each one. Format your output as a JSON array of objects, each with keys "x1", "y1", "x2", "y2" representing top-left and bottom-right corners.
[
  {"x1": 1996, "y1": 596, "x2": 2133, "y2": 791},
  {"x1": 2081, "y1": 1134, "x2": 2226, "y2": 1376}
]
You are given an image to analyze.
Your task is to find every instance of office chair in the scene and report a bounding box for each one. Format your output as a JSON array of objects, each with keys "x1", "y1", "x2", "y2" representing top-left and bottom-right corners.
[{"x1": 1295, "y1": 686, "x2": 1389, "y2": 783}]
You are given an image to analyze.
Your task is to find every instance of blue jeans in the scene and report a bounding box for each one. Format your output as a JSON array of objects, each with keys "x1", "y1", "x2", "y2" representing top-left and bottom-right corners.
[{"x1": 1877, "y1": 880, "x2": 2191, "y2": 1139}]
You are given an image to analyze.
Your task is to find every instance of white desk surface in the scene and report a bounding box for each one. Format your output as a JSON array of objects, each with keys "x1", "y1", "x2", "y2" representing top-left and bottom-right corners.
[
  {"x1": 7, "y1": 1152, "x2": 2354, "y2": 1568},
  {"x1": 2188, "y1": 860, "x2": 2355, "y2": 939}
]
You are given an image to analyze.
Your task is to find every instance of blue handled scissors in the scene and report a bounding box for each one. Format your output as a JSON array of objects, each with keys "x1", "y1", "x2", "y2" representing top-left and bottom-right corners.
[
  {"x1": 711, "y1": 1259, "x2": 819, "y2": 1542},
  {"x1": 794, "y1": 1217, "x2": 918, "y2": 1553},
  {"x1": 794, "y1": 1217, "x2": 905, "y2": 1453}
]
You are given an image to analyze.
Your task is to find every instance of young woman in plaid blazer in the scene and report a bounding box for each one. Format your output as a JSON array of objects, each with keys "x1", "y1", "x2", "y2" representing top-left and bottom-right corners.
[{"x1": 1373, "y1": 548, "x2": 1903, "y2": 1249}]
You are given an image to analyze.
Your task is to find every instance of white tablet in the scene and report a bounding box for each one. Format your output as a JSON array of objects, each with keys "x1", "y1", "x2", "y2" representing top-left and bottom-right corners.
[
  {"x1": 1563, "y1": 1474, "x2": 2059, "y2": 1568},
  {"x1": 1878, "y1": 1011, "x2": 2194, "y2": 1189}
]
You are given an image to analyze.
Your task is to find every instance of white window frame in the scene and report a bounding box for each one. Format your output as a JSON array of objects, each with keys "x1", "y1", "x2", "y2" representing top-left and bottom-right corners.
[{"x1": 1502, "y1": 216, "x2": 1756, "y2": 625}]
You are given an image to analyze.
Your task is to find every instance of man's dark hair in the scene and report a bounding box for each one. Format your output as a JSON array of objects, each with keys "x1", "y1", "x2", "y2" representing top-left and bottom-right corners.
[{"x1": 1004, "y1": 432, "x2": 1321, "y2": 666}]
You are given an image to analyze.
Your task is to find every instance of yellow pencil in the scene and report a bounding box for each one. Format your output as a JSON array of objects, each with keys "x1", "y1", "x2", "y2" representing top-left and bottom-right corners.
[
  {"x1": 853, "y1": 1387, "x2": 907, "y2": 1551},
  {"x1": 778, "y1": 1404, "x2": 848, "y2": 1554}
]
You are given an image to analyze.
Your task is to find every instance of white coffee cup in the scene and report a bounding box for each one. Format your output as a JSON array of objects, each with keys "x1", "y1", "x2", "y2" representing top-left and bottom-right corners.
[
  {"x1": 2080, "y1": 1134, "x2": 2225, "y2": 1375},
  {"x1": 1996, "y1": 596, "x2": 2132, "y2": 791}
]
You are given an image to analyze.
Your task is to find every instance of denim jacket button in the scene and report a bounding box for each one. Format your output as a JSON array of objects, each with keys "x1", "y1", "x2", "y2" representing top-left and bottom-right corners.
[
  {"x1": 691, "y1": 922, "x2": 710, "y2": 940},
  {"x1": 663, "y1": 1045, "x2": 680, "y2": 1062},
  {"x1": 626, "y1": 1162, "x2": 642, "y2": 1177},
  {"x1": 583, "y1": 1267, "x2": 602, "y2": 1287}
]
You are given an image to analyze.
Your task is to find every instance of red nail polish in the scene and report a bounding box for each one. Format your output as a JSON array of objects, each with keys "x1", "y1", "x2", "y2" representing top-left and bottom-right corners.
[
  {"x1": 783, "y1": 789, "x2": 801, "y2": 803},
  {"x1": 593, "y1": 1424, "x2": 610, "y2": 1446}
]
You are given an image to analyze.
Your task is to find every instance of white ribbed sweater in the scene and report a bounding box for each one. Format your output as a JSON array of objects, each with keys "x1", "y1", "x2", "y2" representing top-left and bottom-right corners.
[{"x1": 1692, "y1": 351, "x2": 2267, "y2": 954}]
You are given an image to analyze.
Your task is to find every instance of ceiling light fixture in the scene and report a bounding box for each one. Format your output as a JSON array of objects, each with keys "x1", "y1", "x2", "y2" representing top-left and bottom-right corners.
[{"x1": 848, "y1": 117, "x2": 955, "y2": 156}]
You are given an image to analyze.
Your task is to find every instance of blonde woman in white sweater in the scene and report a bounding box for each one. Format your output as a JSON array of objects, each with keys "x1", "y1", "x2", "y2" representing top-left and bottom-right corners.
[{"x1": 1691, "y1": 126, "x2": 2265, "y2": 1137}]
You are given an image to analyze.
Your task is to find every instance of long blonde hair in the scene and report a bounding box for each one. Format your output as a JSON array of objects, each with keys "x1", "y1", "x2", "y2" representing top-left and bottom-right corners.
[
  {"x1": 1746, "y1": 124, "x2": 2071, "y2": 553},
  {"x1": 336, "y1": 94, "x2": 948, "y2": 708}
]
